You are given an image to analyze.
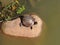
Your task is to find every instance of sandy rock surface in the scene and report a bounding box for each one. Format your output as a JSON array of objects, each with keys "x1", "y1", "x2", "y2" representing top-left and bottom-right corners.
[{"x1": 1, "y1": 14, "x2": 43, "y2": 38}]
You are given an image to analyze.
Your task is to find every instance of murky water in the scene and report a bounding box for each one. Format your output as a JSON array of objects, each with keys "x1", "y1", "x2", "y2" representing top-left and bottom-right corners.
[{"x1": 0, "y1": 0, "x2": 59, "y2": 45}]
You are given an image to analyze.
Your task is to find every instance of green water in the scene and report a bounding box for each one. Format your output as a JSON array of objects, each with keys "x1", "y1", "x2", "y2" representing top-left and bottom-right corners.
[{"x1": 0, "y1": 0, "x2": 59, "y2": 45}]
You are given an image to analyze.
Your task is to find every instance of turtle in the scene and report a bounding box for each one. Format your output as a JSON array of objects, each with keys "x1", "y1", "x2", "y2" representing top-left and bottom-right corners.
[{"x1": 19, "y1": 15, "x2": 37, "y2": 29}]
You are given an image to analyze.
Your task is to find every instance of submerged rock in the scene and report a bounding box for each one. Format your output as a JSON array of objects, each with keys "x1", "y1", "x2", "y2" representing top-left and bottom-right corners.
[{"x1": 1, "y1": 14, "x2": 43, "y2": 38}]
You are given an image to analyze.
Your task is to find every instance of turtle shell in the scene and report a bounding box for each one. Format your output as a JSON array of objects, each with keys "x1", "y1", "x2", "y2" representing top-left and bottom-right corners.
[{"x1": 22, "y1": 15, "x2": 35, "y2": 27}]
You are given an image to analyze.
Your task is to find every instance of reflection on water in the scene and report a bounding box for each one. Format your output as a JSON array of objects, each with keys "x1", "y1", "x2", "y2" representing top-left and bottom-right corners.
[{"x1": 0, "y1": 0, "x2": 58, "y2": 45}]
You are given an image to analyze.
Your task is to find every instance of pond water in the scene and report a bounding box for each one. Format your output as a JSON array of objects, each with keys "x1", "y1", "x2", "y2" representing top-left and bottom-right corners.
[{"x1": 0, "y1": 0, "x2": 59, "y2": 45}]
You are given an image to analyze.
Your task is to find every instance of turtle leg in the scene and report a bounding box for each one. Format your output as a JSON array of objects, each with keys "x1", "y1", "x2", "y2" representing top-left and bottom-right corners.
[
  {"x1": 34, "y1": 21, "x2": 37, "y2": 25},
  {"x1": 30, "y1": 26, "x2": 32, "y2": 29},
  {"x1": 19, "y1": 15, "x2": 24, "y2": 27}
]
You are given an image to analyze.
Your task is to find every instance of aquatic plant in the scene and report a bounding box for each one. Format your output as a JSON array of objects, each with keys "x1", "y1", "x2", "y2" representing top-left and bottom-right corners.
[{"x1": 0, "y1": 0, "x2": 26, "y2": 22}]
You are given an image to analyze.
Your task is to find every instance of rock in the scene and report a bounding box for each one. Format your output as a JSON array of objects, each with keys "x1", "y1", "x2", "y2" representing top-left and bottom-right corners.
[{"x1": 1, "y1": 14, "x2": 43, "y2": 38}]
